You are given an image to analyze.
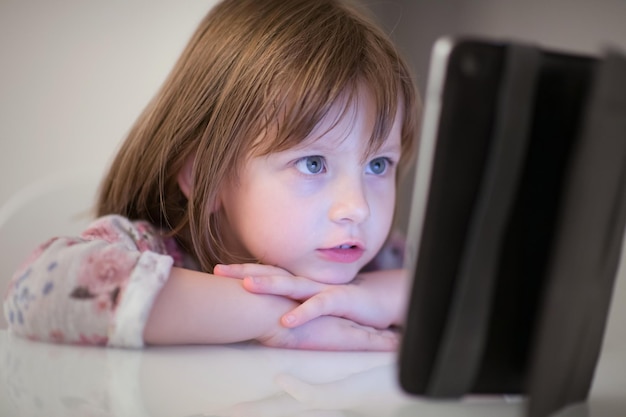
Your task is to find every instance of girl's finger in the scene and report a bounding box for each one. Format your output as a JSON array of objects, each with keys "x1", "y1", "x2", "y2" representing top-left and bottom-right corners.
[
  {"x1": 296, "y1": 319, "x2": 400, "y2": 351},
  {"x1": 243, "y1": 275, "x2": 325, "y2": 299},
  {"x1": 213, "y1": 263, "x2": 290, "y2": 278},
  {"x1": 281, "y1": 289, "x2": 349, "y2": 327}
]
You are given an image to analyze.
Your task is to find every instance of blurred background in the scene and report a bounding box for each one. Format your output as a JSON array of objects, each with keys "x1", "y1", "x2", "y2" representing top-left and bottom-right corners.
[{"x1": 2, "y1": 0, "x2": 626, "y2": 231}]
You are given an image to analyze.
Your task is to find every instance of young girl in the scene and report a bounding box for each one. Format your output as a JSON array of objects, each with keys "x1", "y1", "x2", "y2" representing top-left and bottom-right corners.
[{"x1": 3, "y1": 0, "x2": 419, "y2": 350}]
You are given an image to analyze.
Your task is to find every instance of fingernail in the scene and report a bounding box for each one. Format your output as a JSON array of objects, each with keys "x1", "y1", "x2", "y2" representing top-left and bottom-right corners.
[{"x1": 283, "y1": 314, "x2": 296, "y2": 325}]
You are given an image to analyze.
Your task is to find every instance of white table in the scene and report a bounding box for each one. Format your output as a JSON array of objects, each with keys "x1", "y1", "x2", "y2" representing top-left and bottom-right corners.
[{"x1": 0, "y1": 324, "x2": 623, "y2": 417}]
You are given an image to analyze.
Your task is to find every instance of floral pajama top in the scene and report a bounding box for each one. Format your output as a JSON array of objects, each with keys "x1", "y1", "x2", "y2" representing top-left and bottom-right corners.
[
  {"x1": 2, "y1": 215, "x2": 195, "y2": 348},
  {"x1": 3, "y1": 214, "x2": 405, "y2": 348}
]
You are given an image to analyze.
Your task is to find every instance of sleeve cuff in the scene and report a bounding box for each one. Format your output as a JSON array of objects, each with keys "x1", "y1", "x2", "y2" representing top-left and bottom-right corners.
[{"x1": 108, "y1": 251, "x2": 173, "y2": 348}]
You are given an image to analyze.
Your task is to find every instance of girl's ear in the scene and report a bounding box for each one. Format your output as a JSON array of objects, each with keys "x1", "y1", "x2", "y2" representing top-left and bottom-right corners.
[
  {"x1": 177, "y1": 152, "x2": 222, "y2": 212},
  {"x1": 177, "y1": 153, "x2": 195, "y2": 199}
]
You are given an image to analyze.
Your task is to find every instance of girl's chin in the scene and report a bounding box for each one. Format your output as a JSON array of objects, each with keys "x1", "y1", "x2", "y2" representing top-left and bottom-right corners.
[{"x1": 291, "y1": 265, "x2": 363, "y2": 285}]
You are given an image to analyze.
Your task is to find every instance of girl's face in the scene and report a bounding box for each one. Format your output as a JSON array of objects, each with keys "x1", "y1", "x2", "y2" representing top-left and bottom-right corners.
[{"x1": 219, "y1": 86, "x2": 403, "y2": 284}]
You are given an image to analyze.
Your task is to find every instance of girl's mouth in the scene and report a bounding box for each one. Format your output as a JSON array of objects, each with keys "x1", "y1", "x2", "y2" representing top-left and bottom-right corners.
[{"x1": 317, "y1": 244, "x2": 365, "y2": 263}]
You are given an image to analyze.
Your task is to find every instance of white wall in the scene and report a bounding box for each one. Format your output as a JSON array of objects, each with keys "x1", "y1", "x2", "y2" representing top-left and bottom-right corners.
[{"x1": 0, "y1": 0, "x2": 219, "y2": 211}]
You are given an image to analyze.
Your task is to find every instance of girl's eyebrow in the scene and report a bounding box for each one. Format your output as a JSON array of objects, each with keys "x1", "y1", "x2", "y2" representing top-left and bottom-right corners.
[
  {"x1": 374, "y1": 141, "x2": 402, "y2": 155},
  {"x1": 289, "y1": 140, "x2": 402, "y2": 157},
  {"x1": 288, "y1": 131, "x2": 403, "y2": 155},
  {"x1": 289, "y1": 140, "x2": 338, "y2": 154}
]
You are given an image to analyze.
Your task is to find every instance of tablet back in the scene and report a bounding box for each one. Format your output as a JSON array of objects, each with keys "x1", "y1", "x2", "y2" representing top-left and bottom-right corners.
[{"x1": 398, "y1": 37, "x2": 626, "y2": 417}]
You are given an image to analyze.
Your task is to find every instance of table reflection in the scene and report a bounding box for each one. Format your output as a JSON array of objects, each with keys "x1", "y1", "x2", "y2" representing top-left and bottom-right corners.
[{"x1": 0, "y1": 330, "x2": 593, "y2": 417}]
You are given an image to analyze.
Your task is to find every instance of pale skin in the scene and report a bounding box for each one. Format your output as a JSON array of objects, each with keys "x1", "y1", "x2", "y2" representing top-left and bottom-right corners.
[{"x1": 143, "y1": 85, "x2": 409, "y2": 350}]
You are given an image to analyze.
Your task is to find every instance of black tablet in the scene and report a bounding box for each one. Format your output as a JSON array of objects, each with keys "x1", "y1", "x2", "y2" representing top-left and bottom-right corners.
[{"x1": 398, "y1": 37, "x2": 626, "y2": 417}]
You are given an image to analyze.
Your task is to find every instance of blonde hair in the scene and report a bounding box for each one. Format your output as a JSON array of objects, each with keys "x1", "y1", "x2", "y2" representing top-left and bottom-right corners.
[{"x1": 97, "y1": 0, "x2": 420, "y2": 272}]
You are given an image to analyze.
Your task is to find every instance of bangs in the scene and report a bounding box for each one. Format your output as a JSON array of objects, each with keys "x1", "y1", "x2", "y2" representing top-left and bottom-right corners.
[
  {"x1": 245, "y1": 1, "x2": 411, "y2": 164},
  {"x1": 252, "y1": 75, "x2": 401, "y2": 161}
]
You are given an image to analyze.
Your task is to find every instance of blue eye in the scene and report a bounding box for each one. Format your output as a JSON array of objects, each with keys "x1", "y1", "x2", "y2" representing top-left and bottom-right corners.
[
  {"x1": 367, "y1": 157, "x2": 389, "y2": 175},
  {"x1": 295, "y1": 156, "x2": 325, "y2": 175}
]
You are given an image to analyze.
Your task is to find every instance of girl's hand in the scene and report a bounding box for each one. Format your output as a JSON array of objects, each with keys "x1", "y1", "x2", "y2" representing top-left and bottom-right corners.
[
  {"x1": 257, "y1": 314, "x2": 400, "y2": 351},
  {"x1": 214, "y1": 264, "x2": 409, "y2": 330}
]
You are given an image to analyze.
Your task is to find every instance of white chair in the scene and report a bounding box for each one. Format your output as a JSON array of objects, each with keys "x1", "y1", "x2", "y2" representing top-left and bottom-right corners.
[{"x1": 0, "y1": 171, "x2": 100, "y2": 329}]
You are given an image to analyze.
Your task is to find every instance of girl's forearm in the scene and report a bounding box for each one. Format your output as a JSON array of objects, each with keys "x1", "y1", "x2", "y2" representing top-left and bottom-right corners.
[{"x1": 143, "y1": 267, "x2": 296, "y2": 345}]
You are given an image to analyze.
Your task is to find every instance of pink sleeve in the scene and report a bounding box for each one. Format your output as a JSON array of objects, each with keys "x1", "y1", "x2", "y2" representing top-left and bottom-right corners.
[{"x1": 3, "y1": 215, "x2": 175, "y2": 348}]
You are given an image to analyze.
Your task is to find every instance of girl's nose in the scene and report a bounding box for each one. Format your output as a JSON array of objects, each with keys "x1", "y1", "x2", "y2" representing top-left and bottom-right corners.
[{"x1": 328, "y1": 177, "x2": 370, "y2": 224}]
